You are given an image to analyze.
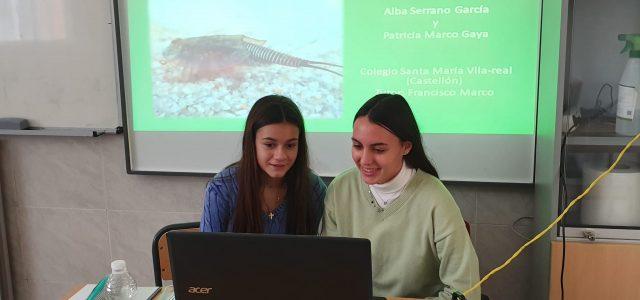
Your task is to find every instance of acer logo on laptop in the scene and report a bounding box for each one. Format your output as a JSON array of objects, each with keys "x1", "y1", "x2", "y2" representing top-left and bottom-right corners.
[{"x1": 188, "y1": 287, "x2": 213, "y2": 294}]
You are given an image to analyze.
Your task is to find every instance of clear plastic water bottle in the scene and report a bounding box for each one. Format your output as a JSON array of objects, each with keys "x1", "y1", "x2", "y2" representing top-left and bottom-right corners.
[{"x1": 105, "y1": 260, "x2": 137, "y2": 300}]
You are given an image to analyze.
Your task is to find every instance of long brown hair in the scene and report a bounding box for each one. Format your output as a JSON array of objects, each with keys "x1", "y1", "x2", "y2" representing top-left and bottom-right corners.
[{"x1": 233, "y1": 95, "x2": 316, "y2": 234}]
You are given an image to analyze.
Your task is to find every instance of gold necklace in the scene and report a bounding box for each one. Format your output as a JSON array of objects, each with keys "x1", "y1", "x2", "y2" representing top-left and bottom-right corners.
[{"x1": 264, "y1": 186, "x2": 282, "y2": 220}]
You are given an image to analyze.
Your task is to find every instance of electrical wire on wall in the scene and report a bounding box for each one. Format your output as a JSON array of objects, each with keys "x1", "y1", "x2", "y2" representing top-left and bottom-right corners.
[
  {"x1": 559, "y1": 122, "x2": 577, "y2": 300},
  {"x1": 458, "y1": 80, "x2": 618, "y2": 299},
  {"x1": 556, "y1": 82, "x2": 614, "y2": 300},
  {"x1": 461, "y1": 131, "x2": 640, "y2": 298}
]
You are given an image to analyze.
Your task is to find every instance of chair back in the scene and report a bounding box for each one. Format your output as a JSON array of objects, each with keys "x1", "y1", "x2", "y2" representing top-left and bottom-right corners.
[{"x1": 152, "y1": 222, "x2": 200, "y2": 286}]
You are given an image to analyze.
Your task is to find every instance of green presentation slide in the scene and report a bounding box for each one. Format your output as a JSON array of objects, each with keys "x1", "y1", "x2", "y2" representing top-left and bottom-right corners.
[{"x1": 127, "y1": 0, "x2": 542, "y2": 134}]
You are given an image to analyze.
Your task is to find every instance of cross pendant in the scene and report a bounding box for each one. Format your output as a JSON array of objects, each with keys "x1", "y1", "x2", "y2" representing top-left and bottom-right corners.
[{"x1": 268, "y1": 212, "x2": 274, "y2": 220}]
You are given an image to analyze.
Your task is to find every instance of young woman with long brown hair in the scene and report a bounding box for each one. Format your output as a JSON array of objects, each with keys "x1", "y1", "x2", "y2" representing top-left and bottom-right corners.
[
  {"x1": 322, "y1": 94, "x2": 480, "y2": 299},
  {"x1": 201, "y1": 95, "x2": 325, "y2": 234}
]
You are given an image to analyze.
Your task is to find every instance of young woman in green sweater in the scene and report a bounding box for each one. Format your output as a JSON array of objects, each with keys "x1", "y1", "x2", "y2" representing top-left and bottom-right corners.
[{"x1": 322, "y1": 94, "x2": 480, "y2": 300}]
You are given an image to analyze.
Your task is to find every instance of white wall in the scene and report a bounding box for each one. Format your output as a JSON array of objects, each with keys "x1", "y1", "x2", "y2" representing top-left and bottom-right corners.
[{"x1": 0, "y1": 135, "x2": 535, "y2": 299}]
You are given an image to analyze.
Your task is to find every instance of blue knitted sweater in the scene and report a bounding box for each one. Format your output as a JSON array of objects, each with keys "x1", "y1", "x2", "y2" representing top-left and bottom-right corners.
[{"x1": 200, "y1": 165, "x2": 326, "y2": 234}]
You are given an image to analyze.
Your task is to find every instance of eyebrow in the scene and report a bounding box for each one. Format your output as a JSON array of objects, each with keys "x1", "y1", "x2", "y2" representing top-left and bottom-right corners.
[
  {"x1": 351, "y1": 138, "x2": 387, "y2": 147},
  {"x1": 262, "y1": 137, "x2": 299, "y2": 143}
]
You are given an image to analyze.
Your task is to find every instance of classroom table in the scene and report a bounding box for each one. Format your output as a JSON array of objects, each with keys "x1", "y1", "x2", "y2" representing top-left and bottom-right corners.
[{"x1": 66, "y1": 284, "x2": 415, "y2": 300}]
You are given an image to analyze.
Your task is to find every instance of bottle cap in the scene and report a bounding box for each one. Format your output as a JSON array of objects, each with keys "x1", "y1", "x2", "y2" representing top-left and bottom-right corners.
[{"x1": 111, "y1": 260, "x2": 127, "y2": 274}]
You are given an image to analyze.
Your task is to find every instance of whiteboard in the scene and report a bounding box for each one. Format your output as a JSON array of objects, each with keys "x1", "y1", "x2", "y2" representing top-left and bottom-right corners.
[{"x1": 0, "y1": 0, "x2": 121, "y2": 129}]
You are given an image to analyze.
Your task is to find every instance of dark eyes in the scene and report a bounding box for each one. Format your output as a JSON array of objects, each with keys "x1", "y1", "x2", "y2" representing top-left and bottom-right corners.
[
  {"x1": 352, "y1": 144, "x2": 385, "y2": 153},
  {"x1": 263, "y1": 143, "x2": 297, "y2": 149}
]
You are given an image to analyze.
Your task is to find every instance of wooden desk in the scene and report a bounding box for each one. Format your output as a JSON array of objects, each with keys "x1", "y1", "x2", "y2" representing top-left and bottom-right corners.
[{"x1": 549, "y1": 241, "x2": 640, "y2": 300}]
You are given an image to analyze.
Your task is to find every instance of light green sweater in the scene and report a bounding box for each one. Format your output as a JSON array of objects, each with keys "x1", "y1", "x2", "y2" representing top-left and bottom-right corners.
[{"x1": 322, "y1": 168, "x2": 480, "y2": 300}]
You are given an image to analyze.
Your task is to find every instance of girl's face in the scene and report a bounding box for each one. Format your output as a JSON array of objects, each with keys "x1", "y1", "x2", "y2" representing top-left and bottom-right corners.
[
  {"x1": 255, "y1": 122, "x2": 299, "y2": 181},
  {"x1": 351, "y1": 117, "x2": 412, "y2": 185}
]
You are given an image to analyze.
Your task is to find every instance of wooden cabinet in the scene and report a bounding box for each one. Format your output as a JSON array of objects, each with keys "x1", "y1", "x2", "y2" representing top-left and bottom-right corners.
[{"x1": 549, "y1": 241, "x2": 640, "y2": 300}]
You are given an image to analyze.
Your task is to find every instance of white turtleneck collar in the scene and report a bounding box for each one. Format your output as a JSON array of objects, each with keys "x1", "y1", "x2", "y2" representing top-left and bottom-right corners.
[{"x1": 369, "y1": 161, "x2": 416, "y2": 208}]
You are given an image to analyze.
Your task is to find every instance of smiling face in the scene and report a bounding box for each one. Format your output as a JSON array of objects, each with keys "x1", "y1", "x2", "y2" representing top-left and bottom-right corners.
[
  {"x1": 255, "y1": 122, "x2": 300, "y2": 181},
  {"x1": 352, "y1": 117, "x2": 412, "y2": 185}
]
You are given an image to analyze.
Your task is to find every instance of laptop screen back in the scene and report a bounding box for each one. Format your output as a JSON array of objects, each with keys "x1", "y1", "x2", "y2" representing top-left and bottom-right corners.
[{"x1": 167, "y1": 232, "x2": 373, "y2": 300}]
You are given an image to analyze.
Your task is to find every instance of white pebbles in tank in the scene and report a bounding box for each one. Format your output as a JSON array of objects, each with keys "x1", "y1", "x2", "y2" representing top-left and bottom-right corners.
[{"x1": 150, "y1": 33, "x2": 343, "y2": 120}]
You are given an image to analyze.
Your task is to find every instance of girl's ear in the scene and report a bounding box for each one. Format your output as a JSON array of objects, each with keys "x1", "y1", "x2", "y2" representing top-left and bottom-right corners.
[{"x1": 402, "y1": 141, "x2": 412, "y2": 156}]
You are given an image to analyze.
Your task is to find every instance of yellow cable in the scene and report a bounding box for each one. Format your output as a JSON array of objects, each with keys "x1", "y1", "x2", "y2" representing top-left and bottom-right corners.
[{"x1": 463, "y1": 132, "x2": 640, "y2": 297}]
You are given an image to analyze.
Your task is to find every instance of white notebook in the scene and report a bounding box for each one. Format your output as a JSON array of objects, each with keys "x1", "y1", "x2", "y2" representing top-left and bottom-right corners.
[{"x1": 69, "y1": 284, "x2": 160, "y2": 300}]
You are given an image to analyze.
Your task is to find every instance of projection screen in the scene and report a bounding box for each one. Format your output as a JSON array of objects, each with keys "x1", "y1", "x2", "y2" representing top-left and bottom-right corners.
[{"x1": 115, "y1": 0, "x2": 562, "y2": 182}]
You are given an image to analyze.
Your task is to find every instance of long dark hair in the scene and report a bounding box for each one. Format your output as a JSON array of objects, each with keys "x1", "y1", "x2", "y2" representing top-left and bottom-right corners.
[
  {"x1": 354, "y1": 94, "x2": 439, "y2": 178},
  {"x1": 233, "y1": 95, "x2": 316, "y2": 234}
]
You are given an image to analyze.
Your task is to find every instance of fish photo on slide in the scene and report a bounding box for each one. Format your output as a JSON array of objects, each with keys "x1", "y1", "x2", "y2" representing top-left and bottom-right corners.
[
  {"x1": 162, "y1": 35, "x2": 342, "y2": 83},
  {"x1": 149, "y1": 0, "x2": 343, "y2": 119}
]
